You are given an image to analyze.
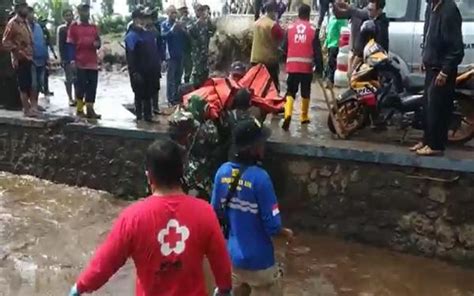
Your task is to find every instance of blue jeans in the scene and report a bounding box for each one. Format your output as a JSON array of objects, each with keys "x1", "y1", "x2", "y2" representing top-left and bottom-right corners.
[
  {"x1": 166, "y1": 58, "x2": 183, "y2": 106},
  {"x1": 31, "y1": 64, "x2": 45, "y2": 93}
]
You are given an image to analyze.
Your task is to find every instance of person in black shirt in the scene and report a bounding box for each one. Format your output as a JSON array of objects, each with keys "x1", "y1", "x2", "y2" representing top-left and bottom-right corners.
[
  {"x1": 412, "y1": 0, "x2": 464, "y2": 156},
  {"x1": 351, "y1": 0, "x2": 388, "y2": 60}
]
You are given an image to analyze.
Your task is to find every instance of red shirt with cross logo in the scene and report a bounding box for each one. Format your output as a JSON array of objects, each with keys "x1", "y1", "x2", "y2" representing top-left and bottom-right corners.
[{"x1": 75, "y1": 194, "x2": 232, "y2": 296}]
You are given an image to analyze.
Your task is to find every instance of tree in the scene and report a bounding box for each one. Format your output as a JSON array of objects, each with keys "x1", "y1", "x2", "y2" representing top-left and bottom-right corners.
[
  {"x1": 32, "y1": 0, "x2": 70, "y2": 26},
  {"x1": 101, "y1": 0, "x2": 114, "y2": 17},
  {"x1": 127, "y1": 0, "x2": 162, "y2": 12}
]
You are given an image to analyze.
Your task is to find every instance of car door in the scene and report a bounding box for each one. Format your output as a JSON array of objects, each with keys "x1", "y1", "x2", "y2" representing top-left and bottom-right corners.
[
  {"x1": 385, "y1": 0, "x2": 417, "y2": 72},
  {"x1": 418, "y1": 0, "x2": 474, "y2": 71}
]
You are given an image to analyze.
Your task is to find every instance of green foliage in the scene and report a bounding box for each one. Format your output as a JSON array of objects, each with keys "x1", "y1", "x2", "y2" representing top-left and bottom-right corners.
[
  {"x1": 101, "y1": 0, "x2": 114, "y2": 17},
  {"x1": 32, "y1": 0, "x2": 70, "y2": 26},
  {"x1": 98, "y1": 15, "x2": 130, "y2": 34},
  {"x1": 127, "y1": 0, "x2": 163, "y2": 12}
]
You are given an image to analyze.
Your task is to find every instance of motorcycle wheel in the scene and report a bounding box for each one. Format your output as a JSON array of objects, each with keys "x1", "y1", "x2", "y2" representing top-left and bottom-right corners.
[
  {"x1": 447, "y1": 98, "x2": 474, "y2": 145},
  {"x1": 327, "y1": 98, "x2": 369, "y2": 136}
]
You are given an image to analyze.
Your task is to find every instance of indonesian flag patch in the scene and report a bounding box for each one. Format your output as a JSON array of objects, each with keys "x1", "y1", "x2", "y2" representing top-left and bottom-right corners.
[{"x1": 272, "y1": 204, "x2": 280, "y2": 216}]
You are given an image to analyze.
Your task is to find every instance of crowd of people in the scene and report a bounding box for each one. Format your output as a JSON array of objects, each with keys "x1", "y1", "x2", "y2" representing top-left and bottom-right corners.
[
  {"x1": 0, "y1": 0, "x2": 467, "y2": 294},
  {"x1": 68, "y1": 118, "x2": 294, "y2": 296},
  {"x1": 1, "y1": 0, "x2": 217, "y2": 122}
]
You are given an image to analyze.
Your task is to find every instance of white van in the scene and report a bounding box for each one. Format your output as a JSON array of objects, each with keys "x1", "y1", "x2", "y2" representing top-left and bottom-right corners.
[{"x1": 334, "y1": 0, "x2": 474, "y2": 87}]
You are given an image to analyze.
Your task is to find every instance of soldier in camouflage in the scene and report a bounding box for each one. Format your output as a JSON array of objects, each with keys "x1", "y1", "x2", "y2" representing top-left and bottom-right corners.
[
  {"x1": 189, "y1": 4, "x2": 216, "y2": 86},
  {"x1": 179, "y1": 5, "x2": 194, "y2": 84},
  {"x1": 169, "y1": 87, "x2": 253, "y2": 200}
]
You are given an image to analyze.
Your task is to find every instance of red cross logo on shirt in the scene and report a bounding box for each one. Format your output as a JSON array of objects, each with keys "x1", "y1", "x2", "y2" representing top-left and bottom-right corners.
[
  {"x1": 164, "y1": 226, "x2": 182, "y2": 249},
  {"x1": 157, "y1": 219, "x2": 190, "y2": 256}
]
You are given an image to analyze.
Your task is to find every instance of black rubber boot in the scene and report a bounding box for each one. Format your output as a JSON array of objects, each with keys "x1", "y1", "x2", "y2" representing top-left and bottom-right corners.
[{"x1": 86, "y1": 103, "x2": 102, "y2": 119}]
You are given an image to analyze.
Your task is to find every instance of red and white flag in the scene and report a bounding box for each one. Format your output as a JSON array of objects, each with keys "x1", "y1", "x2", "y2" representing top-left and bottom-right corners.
[{"x1": 272, "y1": 204, "x2": 280, "y2": 216}]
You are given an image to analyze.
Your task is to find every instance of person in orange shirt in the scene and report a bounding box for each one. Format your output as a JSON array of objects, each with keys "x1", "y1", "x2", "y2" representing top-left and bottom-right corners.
[{"x1": 2, "y1": 0, "x2": 37, "y2": 117}]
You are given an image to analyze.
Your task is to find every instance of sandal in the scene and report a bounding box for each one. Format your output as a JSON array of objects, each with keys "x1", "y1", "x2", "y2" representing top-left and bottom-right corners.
[
  {"x1": 416, "y1": 145, "x2": 444, "y2": 157},
  {"x1": 409, "y1": 142, "x2": 424, "y2": 152}
]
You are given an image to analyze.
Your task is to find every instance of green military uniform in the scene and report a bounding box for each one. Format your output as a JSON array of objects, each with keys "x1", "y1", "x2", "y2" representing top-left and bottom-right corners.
[
  {"x1": 189, "y1": 19, "x2": 216, "y2": 86},
  {"x1": 169, "y1": 95, "x2": 251, "y2": 200},
  {"x1": 181, "y1": 15, "x2": 194, "y2": 83}
]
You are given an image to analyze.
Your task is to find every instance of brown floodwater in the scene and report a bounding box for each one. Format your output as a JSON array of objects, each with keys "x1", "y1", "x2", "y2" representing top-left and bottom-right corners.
[{"x1": 1, "y1": 171, "x2": 474, "y2": 296}]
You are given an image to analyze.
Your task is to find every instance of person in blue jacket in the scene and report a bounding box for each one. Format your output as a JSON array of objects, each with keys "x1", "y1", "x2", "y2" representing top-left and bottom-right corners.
[
  {"x1": 161, "y1": 5, "x2": 187, "y2": 107},
  {"x1": 125, "y1": 8, "x2": 162, "y2": 121},
  {"x1": 211, "y1": 118, "x2": 294, "y2": 296}
]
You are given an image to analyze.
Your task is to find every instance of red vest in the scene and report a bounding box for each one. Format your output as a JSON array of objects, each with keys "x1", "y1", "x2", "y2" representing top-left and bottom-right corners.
[{"x1": 286, "y1": 19, "x2": 316, "y2": 74}]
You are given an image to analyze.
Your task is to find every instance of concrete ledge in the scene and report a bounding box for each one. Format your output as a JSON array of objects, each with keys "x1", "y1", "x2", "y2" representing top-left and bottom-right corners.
[{"x1": 268, "y1": 140, "x2": 474, "y2": 174}]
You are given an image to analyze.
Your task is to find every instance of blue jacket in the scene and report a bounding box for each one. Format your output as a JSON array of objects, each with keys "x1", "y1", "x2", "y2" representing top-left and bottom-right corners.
[
  {"x1": 125, "y1": 25, "x2": 162, "y2": 75},
  {"x1": 31, "y1": 22, "x2": 48, "y2": 67},
  {"x1": 211, "y1": 162, "x2": 282, "y2": 271},
  {"x1": 161, "y1": 19, "x2": 186, "y2": 60}
]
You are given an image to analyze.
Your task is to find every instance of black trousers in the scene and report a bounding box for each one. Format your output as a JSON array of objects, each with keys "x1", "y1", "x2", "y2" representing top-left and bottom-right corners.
[
  {"x1": 286, "y1": 73, "x2": 312, "y2": 98},
  {"x1": 326, "y1": 47, "x2": 339, "y2": 84},
  {"x1": 422, "y1": 68, "x2": 456, "y2": 151},
  {"x1": 152, "y1": 82, "x2": 160, "y2": 112},
  {"x1": 132, "y1": 72, "x2": 159, "y2": 120},
  {"x1": 76, "y1": 69, "x2": 98, "y2": 103}
]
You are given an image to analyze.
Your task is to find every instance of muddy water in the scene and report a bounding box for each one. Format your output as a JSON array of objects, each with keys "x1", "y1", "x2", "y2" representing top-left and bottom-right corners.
[{"x1": 1, "y1": 172, "x2": 474, "y2": 296}]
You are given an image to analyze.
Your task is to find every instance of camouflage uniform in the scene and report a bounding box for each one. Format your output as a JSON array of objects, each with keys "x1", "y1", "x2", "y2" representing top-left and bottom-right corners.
[
  {"x1": 169, "y1": 96, "x2": 251, "y2": 200},
  {"x1": 189, "y1": 19, "x2": 216, "y2": 86},
  {"x1": 181, "y1": 15, "x2": 194, "y2": 83}
]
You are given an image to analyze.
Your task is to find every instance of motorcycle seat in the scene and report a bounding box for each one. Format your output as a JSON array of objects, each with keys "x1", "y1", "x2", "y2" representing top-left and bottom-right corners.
[{"x1": 404, "y1": 73, "x2": 425, "y2": 93}]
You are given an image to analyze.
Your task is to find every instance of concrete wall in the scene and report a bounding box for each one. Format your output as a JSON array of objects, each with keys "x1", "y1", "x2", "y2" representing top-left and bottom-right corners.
[{"x1": 1, "y1": 117, "x2": 474, "y2": 265}]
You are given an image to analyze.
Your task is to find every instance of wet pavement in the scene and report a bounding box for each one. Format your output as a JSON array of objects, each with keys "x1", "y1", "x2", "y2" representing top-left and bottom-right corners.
[
  {"x1": 35, "y1": 71, "x2": 473, "y2": 154},
  {"x1": 1, "y1": 171, "x2": 474, "y2": 296}
]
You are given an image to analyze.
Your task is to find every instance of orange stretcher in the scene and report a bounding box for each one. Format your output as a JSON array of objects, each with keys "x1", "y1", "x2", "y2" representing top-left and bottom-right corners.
[{"x1": 183, "y1": 64, "x2": 285, "y2": 120}]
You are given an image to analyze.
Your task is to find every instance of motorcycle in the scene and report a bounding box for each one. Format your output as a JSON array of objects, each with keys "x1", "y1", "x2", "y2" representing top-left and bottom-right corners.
[{"x1": 327, "y1": 39, "x2": 474, "y2": 145}]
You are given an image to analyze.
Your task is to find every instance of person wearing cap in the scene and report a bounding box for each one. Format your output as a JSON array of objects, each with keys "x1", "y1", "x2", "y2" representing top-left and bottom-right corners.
[
  {"x1": 162, "y1": 5, "x2": 187, "y2": 107},
  {"x1": 67, "y1": 3, "x2": 102, "y2": 119},
  {"x1": 144, "y1": 7, "x2": 165, "y2": 116},
  {"x1": 125, "y1": 8, "x2": 162, "y2": 122},
  {"x1": 2, "y1": 0, "x2": 38, "y2": 117},
  {"x1": 68, "y1": 138, "x2": 233, "y2": 296},
  {"x1": 211, "y1": 118, "x2": 293, "y2": 296},
  {"x1": 189, "y1": 4, "x2": 216, "y2": 86},
  {"x1": 281, "y1": 3, "x2": 323, "y2": 131},
  {"x1": 178, "y1": 4, "x2": 193, "y2": 84},
  {"x1": 250, "y1": 0, "x2": 284, "y2": 92},
  {"x1": 57, "y1": 8, "x2": 76, "y2": 106},
  {"x1": 27, "y1": 6, "x2": 48, "y2": 105}
]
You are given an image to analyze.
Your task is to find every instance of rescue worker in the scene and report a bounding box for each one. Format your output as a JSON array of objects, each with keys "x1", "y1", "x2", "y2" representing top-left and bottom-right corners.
[
  {"x1": 170, "y1": 63, "x2": 252, "y2": 200},
  {"x1": 162, "y1": 5, "x2": 187, "y2": 107},
  {"x1": 189, "y1": 4, "x2": 216, "y2": 86},
  {"x1": 179, "y1": 4, "x2": 193, "y2": 84},
  {"x1": 281, "y1": 4, "x2": 323, "y2": 131},
  {"x1": 67, "y1": 3, "x2": 102, "y2": 119},
  {"x1": 125, "y1": 8, "x2": 162, "y2": 122},
  {"x1": 38, "y1": 16, "x2": 56, "y2": 96},
  {"x1": 28, "y1": 6, "x2": 48, "y2": 107},
  {"x1": 144, "y1": 7, "x2": 165, "y2": 117},
  {"x1": 211, "y1": 118, "x2": 294, "y2": 296},
  {"x1": 57, "y1": 8, "x2": 76, "y2": 106},
  {"x1": 2, "y1": 0, "x2": 37, "y2": 117},
  {"x1": 68, "y1": 139, "x2": 232, "y2": 296},
  {"x1": 250, "y1": 0, "x2": 283, "y2": 92}
]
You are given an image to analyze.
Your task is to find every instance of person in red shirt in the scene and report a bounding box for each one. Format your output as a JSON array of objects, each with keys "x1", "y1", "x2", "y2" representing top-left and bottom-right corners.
[
  {"x1": 68, "y1": 139, "x2": 232, "y2": 296},
  {"x1": 67, "y1": 3, "x2": 101, "y2": 119}
]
